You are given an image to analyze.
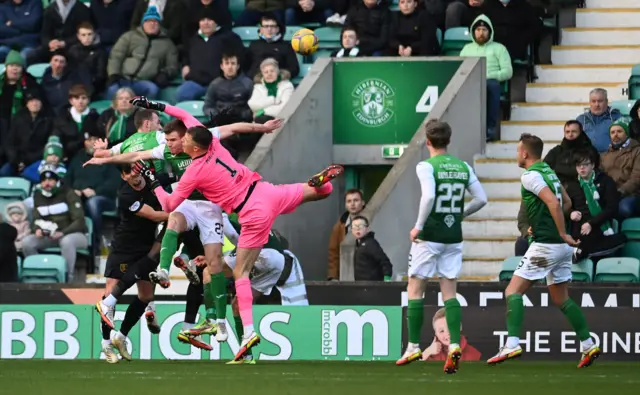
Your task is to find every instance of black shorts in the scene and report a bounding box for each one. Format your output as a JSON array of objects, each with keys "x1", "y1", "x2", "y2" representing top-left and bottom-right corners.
[{"x1": 104, "y1": 251, "x2": 148, "y2": 279}]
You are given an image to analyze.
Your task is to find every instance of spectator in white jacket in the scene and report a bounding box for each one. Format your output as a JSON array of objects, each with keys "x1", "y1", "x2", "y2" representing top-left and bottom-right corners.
[{"x1": 248, "y1": 58, "x2": 294, "y2": 124}]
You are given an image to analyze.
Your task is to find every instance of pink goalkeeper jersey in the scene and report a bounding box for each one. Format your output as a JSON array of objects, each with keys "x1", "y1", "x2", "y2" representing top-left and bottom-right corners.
[{"x1": 153, "y1": 105, "x2": 262, "y2": 213}]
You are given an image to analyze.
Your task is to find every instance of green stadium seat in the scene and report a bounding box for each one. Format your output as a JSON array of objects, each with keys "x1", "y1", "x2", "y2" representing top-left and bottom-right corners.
[
  {"x1": 442, "y1": 27, "x2": 472, "y2": 56},
  {"x1": 233, "y1": 26, "x2": 259, "y2": 47},
  {"x1": 436, "y1": 28, "x2": 443, "y2": 47},
  {"x1": 17, "y1": 255, "x2": 22, "y2": 280},
  {"x1": 159, "y1": 86, "x2": 179, "y2": 104},
  {"x1": 229, "y1": 0, "x2": 245, "y2": 20},
  {"x1": 594, "y1": 257, "x2": 640, "y2": 283},
  {"x1": 628, "y1": 65, "x2": 640, "y2": 100},
  {"x1": 0, "y1": 64, "x2": 5, "y2": 74},
  {"x1": 621, "y1": 242, "x2": 640, "y2": 261},
  {"x1": 314, "y1": 27, "x2": 341, "y2": 49},
  {"x1": 21, "y1": 254, "x2": 66, "y2": 283},
  {"x1": 26, "y1": 63, "x2": 49, "y2": 79},
  {"x1": 0, "y1": 177, "x2": 31, "y2": 199},
  {"x1": 621, "y1": 218, "x2": 640, "y2": 239},
  {"x1": 284, "y1": 26, "x2": 305, "y2": 41},
  {"x1": 89, "y1": 100, "x2": 112, "y2": 114},
  {"x1": 292, "y1": 64, "x2": 312, "y2": 86},
  {"x1": 301, "y1": 22, "x2": 321, "y2": 29},
  {"x1": 572, "y1": 259, "x2": 594, "y2": 282},
  {"x1": 390, "y1": 0, "x2": 399, "y2": 11},
  {"x1": 499, "y1": 256, "x2": 522, "y2": 282},
  {"x1": 176, "y1": 100, "x2": 207, "y2": 122},
  {"x1": 610, "y1": 100, "x2": 635, "y2": 116},
  {"x1": 313, "y1": 49, "x2": 334, "y2": 61}
]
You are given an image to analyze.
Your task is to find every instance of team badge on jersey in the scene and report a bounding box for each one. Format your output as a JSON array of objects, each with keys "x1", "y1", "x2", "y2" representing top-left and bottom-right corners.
[
  {"x1": 444, "y1": 214, "x2": 455, "y2": 228},
  {"x1": 351, "y1": 78, "x2": 395, "y2": 127}
]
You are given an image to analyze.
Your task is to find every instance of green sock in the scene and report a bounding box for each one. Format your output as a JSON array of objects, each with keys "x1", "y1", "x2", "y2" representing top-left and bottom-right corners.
[
  {"x1": 234, "y1": 315, "x2": 252, "y2": 356},
  {"x1": 407, "y1": 299, "x2": 424, "y2": 344},
  {"x1": 444, "y1": 298, "x2": 462, "y2": 345},
  {"x1": 159, "y1": 229, "x2": 179, "y2": 271},
  {"x1": 203, "y1": 282, "x2": 216, "y2": 321},
  {"x1": 506, "y1": 294, "x2": 524, "y2": 337},
  {"x1": 211, "y1": 273, "x2": 227, "y2": 321},
  {"x1": 560, "y1": 299, "x2": 591, "y2": 341}
]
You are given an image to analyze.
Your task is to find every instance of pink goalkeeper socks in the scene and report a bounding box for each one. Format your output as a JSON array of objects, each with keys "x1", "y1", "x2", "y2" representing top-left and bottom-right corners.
[{"x1": 235, "y1": 278, "x2": 254, "y2": 332}]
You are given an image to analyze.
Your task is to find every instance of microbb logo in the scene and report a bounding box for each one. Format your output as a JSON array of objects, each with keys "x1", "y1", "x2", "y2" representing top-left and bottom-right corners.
[{"x1": 321, "y1": 309, "x2": 389, "y2": 359}]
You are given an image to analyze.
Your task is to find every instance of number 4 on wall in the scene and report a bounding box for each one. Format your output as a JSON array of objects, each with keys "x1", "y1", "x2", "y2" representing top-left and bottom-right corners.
[{"x1": 415, "y1": 86, "x2": 439, "y2": 113}]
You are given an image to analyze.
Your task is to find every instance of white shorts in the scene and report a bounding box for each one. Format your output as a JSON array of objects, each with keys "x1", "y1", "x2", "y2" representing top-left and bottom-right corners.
[
  {"x1": 175, "y1": 200, "x2": 223, "y2": 246},
  {"x1": 224, "y1": 248, "x2": 283, "y2": 295},
  {"x1": 514, "y1": 242, "x2": 573, "y2": 285},
  {"x1": 279, "y1": 250, "x2": 308, "y2": 305},
  {"x1": 408, "y1": 241, "x2": 463, "y2": 280}
]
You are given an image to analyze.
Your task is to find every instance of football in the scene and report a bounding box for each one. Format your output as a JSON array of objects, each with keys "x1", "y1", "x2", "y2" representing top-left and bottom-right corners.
[{"x1": 291, "y1": 28, "x2": 319, "y2": 55}]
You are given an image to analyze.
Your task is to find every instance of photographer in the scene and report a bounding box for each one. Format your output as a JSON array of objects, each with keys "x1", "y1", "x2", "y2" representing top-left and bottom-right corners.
[{"x1": 21, "y1": 165, "x2": 88, "y2": 282}]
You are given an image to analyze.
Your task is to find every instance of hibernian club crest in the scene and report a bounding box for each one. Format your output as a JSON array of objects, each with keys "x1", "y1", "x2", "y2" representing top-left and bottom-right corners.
[{"x1": 351, "y1": 78, "x2": 395, "y2": 127}]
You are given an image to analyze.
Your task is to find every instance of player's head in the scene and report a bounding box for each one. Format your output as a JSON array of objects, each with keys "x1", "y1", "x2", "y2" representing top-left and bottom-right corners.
[
  {"x1": 351, "y1": 215, "x2": 369, "y2": 239},
  {"x1": 118, "y1": 163, "x2": 144, "y2": 188},
  {"x1": 432, "y1": 307, "x2": 462, "y2": 347},
  {"x1": 345, "y1": 188, "x2": 365, "y2": 215},
  {"x1": 184, "y1": 126, "x2": 213, "y2": 158},
  {"x1": 517, "y1": 133, "x2": 544, "y2": 169},
  {"x1": 163, "y1": 120, "x2": 187, "y2": 154},
  {"x1": 134, "y1": 108, "x2": 161, "y2": 132},
  {"x1": 424, "y1": 119, "x2": 452, "y2": 150},
  {"x1": 573, "y1": 149, "x2": 598, "y2": 180}
]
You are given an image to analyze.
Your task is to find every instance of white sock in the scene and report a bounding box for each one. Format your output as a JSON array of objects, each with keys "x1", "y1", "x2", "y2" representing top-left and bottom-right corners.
[
  {"x1": 115, "y1": 331, "x2": 125, "y2": 341},
  {"x1": 146, "y1": 301, "x2": 155, "y2": 311},
  {"x1": 101, "y1": 339, "x2": 111, "y2": 348},
  {"x1": 182, "y1": 322, "x2": 195, "y2": 330},
  {"x1": 243, "y1": 324, "x2": 254, "y2": 336},
  {"x1": 103, "y1": 294, "x2": 117, "y2": 307},
  {"x1": 407, "y1": 342, "x2": 419, "y2": 351},
  {"x1": 449, "y1": 343, "x2": 460, "y2": 351},
  {"x1": 581, "y1": 338, "x2": 594, "y2": 350},
  {"x1": 505, "y1": 336, "x2": 520, "y2": 348},
  {"x1": 217, "y1": 319, "x2": 225, "y2": 325}
]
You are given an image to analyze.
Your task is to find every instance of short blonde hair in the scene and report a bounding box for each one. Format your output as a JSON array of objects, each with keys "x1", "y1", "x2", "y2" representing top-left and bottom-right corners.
[
  {"x1": 259, "y1": 57, "x2": 279, "y2": 71},
  {"x1": 432, "y1": 307, "x2": 463, "y2": 330},
  {"x1": 112, "y1": 87, "x2": 135, "y2": 108}
]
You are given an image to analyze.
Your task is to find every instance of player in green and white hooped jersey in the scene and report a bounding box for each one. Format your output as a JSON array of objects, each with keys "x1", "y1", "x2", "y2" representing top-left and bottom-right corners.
[
  {"x1": 85, "y1": 117, "x2": 282, "y2": 346},
  {"x1": 397, "y1": 120, "x2": 487, "y2": 374},
  {"x1": 486, "y1": 133, "x2": 600, "y2": 368}
]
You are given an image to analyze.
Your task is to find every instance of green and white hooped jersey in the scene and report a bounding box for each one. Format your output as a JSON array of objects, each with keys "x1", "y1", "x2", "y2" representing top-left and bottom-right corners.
[
  {"x1": 416, "y1": 154, "x2": 476, "y2": 244},
  {"x1": 521, "y1": 161, "x2": 564, "y2": 244}
]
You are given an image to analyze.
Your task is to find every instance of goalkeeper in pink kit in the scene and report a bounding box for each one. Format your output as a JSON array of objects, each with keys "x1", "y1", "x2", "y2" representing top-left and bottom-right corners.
[{"x1": 130, "y1": 97, "x2": 343, "y2": 361}]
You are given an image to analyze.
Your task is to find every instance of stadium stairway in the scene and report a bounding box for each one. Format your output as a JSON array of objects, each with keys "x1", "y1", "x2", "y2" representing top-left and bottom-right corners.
[{"x1": 464, "y1": 0, "x2": 638, "y2": 279}]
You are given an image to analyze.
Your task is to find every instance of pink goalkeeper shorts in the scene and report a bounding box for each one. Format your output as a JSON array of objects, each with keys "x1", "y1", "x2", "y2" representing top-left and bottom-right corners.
[{"x1": 237, "y1": 181, "x2": 304, "y2": 248}]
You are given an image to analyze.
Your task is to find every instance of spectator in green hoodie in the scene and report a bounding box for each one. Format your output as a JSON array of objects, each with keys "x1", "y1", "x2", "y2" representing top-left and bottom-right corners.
[{"x1": 460, "y1": 14, "x2": 512, "y2": 142}]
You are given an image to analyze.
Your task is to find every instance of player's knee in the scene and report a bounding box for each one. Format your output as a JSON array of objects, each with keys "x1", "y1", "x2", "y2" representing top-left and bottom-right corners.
[{"x1": 168, "y1": 213, "x2": 186, "y2": 232}]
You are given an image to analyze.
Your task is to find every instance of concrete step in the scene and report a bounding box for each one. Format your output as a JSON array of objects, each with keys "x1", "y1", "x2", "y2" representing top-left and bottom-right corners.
[
  {"x1": 510, "y1": 102, "x2": 586, "y2": 121},
  {"x1": 463, "y1": 219, "x2": 520, "y2": 238},
  {"x1": 463, "y1": 238, "x2": 516, "y2": 259},
  {"x1": 576, "y1": 8, "x2": 640, "y2": 28},
  {"x1": 587, "y1": 0, "x2": 640, "y2": 8},
  {"x1": 465, "y1": 198, "x2": 520, "y2": 218},
  {"x1": 485, "y1": 140, "x2": 556, "y2": 159},
  {"x1": 534, "y1": 64, "x2": 633, "y2": 84},
  {"x1": 500, "y1": 121, "x2": 564, "y2": 141},
  {"x1": 552, "y1": 45, "x2": 640, "y2": 65},
  {"x1": 474, "y1": 158, "x2": 522, "y2": 180},
  {"x1": 525, "y1": 83, "x2": 626, "y2": 103},
  {"x1": 479, "y1": 179, "x2": 521, "y2": 199},
  {"x1": 562, "y1": 28, "x2": 640, "y2": 46},
  {"x1": 459, "y1": 259, "x2": 501, "y2": 280}
]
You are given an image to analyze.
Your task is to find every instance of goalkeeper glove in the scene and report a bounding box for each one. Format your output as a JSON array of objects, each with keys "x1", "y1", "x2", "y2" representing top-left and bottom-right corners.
[
  {"x1": 133, "y1": 160, "x2": 161, "y2": 191},
  {"x1": 130, "y1": 96, "x2": 166, "y2": 112}
]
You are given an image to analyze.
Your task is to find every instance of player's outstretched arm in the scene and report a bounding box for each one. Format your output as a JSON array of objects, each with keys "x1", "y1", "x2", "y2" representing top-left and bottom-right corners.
[
  {"x1": 134, "y1": 161, "x2": 193, "y2": 213},
  {"x1": 218, "y1": 119, "x2": 283, "y2": 140},
  {"x1": 130, "y1": 96, "x2": 204, "y2": 129},
  {"x1": 83, "y1": 149, "x2": 155, "y2": 167}
]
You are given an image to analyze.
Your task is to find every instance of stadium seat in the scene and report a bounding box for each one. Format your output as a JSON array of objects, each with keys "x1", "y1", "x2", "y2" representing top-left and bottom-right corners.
[
  {"x1": 176, "y1": 100, "x2": 207, "y2": 122},
  {"x1": 0, "y1": 177, "x2": 31, "y2": 199},
  {"x1": 499, "y1": 256, "x2": 522, "y2": 281},
  {"x1": 594, "y1": 257, "x2": 640, "y2": 283},
  {"x1": 292, "y1": 64, "x2": 312, "y2": 86},
  {"x1": 229, "y1": 0, "x2": 244, "y2": 20},
  {"x1": 16, "y1": 255, "x2": 22, "y2": 280},
  {"x1": 284, "y1": 26, "x2": 305, "y2": 41},
  {"x1": 621, "y1": 218, "x2": 640, "y2": 239},
  {"x1": 0, "y1": 64, "x2": 4, "y2": 75},
  {"x1": 314, "y1": 27, "x2": 341, "y2": 49},
  {"x1": 441, "y1": 27, "x2": 471, "y2": 56},
  {"x1": 233, "y1": 27, "x2": 259, "y2": 47},
  {"x1": 159, "y1": 86, "x2": 179, "y2": 104},
  {"x1": 628, "y1": 65, "x2": 640, "y2": 100},
  {"x1": 436, "y1": 28, "x2": 443, "y2": 47},
  {"x1": 89, "y1": 100, "x2": 112, "y2": 114},
  {"x1": 26, "y1": 63, "x2": 49, "y2": 79},
  {"x1": 390, "y1": 0, "x2": 399, "y2": 11},
  {"x1": 21, "y1": 254, "x2": 66, "y2": 283},
  {"x1": 610, "y1": 100, "x2": 635, "y2": 116},
  {"x1": 571, "y1": 259, "x2": 594, "y2": 282}
]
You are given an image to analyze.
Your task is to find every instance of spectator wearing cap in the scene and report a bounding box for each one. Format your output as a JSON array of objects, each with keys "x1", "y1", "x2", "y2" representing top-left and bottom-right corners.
[
  {"x1": 27, "y1": 0, "x2": 91, "y2": 65},
  {"x1": 601, "y1": 119, "x2": 640, "y2": 219},
  {"x1": 576, "y1": 88, "x2": 623, "y2": 153},
  {"x1": 90, "y1": 0, "x2": 136, "y2": 49},
  {"x1": 66, "y1": 22, "x2": 108, "y2": 99},
  {"x1": 177, "y1": 8, "x2": 245, "y2": 102},
  {"x1": 107, "y1": 6, "x2": 179, "y2": 100},
  {"x1": 41, "y1": 50, "x2": 92, "y2": 115},
  {"x1": 131, "y1": 0, "x2": 187, "y2": 46},
  {"x1": 246, "y1": 13, "x2": 299, "y2": 80},
  {"x1": 1, "y1": 88, "x2": 53, "y2": 178},
  {"x1": 0, "y1": 0, "x2": 43, "y2": 63},
  {"x1": 182, "y1": 0, "x2": 232, "y2": 45},
  {"x1": 22, "y1": 164, "x2": 88, "y2": 282},
  {"x1": 460, "y1": 14, "x2": 511, "y2": 141},
  {"x1": 22, "y1": 135, "x2": 67, "y2": 184},
  {"x1": 52, "y1": 84, "x2": 100, "y2": 160},
  {"x1": 65, "y1": 123, "x2": 119, "y2": 250}
]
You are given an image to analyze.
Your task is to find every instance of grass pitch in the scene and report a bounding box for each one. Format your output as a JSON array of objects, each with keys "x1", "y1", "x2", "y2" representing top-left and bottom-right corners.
[{"x1": 1, "y1": 360, "x2": 638, "y2": 395}]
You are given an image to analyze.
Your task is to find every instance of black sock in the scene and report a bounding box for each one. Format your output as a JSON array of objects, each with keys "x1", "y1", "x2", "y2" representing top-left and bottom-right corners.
[
  {"x1": 120, "y1": 297, "x2": 148, "y2": 337},
  {"x1": 112, "y1": 256, "x2": 157, "y2": 300},
  {"x1": 101, "y1": 296, "x2": 112, "y2": 340},
  {"x1": 185, "y1": 272, "x2": 204, "y2": 324}
]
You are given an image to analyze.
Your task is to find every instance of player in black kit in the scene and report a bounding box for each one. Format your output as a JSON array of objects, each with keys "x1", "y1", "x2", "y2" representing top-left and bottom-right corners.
[{"x1": 96, "y1": 163, "x2": 168, "y2": 363}]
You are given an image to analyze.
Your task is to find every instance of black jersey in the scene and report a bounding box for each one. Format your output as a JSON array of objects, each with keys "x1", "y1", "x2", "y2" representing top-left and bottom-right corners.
[{"x1": 110, "y1": 182, "x2": 163, "y2": 255}]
